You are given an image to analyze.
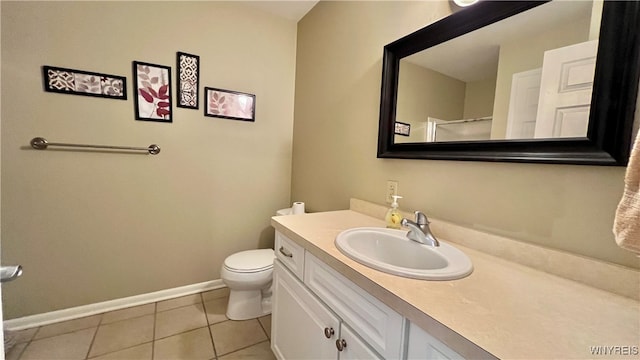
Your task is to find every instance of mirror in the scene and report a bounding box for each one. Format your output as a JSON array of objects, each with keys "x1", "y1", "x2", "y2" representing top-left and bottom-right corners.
[
  {"x1": 395, "y1": 1, "x2": 598, "y2": 144},
  {"x1": 378, "y1": 0, "x2": 640, "y2": 165}
]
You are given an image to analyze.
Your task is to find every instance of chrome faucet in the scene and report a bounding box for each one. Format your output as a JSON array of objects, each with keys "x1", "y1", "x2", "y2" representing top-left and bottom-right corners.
[{"x1": 401, "y1": 211, "x2": 440, "y2": 247}]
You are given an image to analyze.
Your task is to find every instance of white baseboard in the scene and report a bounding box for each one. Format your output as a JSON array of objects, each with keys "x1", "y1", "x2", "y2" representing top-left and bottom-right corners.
[{"x1": 4, "y1": 279, "x2": 225, "y2": 331}]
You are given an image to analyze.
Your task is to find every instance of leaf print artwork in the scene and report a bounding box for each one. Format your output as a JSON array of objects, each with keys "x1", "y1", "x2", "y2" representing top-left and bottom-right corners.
[
  {"x1": 208, "y1": 91, "x2": 229, "y2": 115},
  {"x1": 205, "y1": 87, "x2": 255, "y2": 122},
  {"x1": 133, "y1": 61, "x2": 172, "y2": 122},
  {"x1": 75, "y1": 74, "x2": 101, "y2": 94}
]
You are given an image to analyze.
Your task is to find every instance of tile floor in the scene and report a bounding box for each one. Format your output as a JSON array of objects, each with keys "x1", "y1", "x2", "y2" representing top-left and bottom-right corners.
[{"x1": 5, "y1": 288, "x2": 275, "y2": 360}]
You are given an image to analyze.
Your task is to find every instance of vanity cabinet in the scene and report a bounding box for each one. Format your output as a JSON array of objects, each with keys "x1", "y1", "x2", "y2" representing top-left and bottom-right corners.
[
  {"x1": 272, "y1": 260, "x2": 382, "y2": 359},
  {"x1": 275, "y1": 231, "x2": 305, "y2": 280},
  {"x1": 406, "y1": 323, "x2": 463, "y2": 360},
  {"x1": 272, "y1": 230, "x2": 463, "y2": 360},
  {"x1": 340, "y1": 323, "x2": 385, "y2": 359},
  {"x1": 271, "y1": 260, "x2": 340, "y2": 359},
  {"x1": 304, "y1": 252, "x2": 405, "y2": 359}
]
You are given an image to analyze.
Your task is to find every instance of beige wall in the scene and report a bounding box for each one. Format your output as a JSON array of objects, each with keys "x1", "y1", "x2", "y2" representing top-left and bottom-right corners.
[
  {"x1": 292, "y1": 1, "x2": 639, "y2": 269},
  {"x1": 395, "y1": 61, "x2": 465, "y2": 143},
  {"x1": 1, "y1": 1, "x2": 297, "y2": 319},
  {"x1": 463, "y1": 77, "x2": 496, "y2": 119}
]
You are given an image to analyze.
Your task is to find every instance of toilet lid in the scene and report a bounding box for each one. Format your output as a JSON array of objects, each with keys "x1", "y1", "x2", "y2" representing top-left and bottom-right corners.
[{"x1": 224, "y1": 249, "x2": 275, "y2": 273}]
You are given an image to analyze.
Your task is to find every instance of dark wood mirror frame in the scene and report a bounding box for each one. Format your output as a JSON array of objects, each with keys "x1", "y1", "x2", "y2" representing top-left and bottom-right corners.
[{"x1": 377, "y1": 1, "x2": 640, "y2": 165}]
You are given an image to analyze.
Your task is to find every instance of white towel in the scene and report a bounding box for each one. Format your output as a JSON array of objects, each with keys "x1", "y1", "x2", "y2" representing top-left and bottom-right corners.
[{"x1": 613, "y1": 130, "x2": 640, "y2": 255}]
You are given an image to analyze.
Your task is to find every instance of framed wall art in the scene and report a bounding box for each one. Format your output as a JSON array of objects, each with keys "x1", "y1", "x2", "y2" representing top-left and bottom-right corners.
[
  {"x1": 204, "y1": 87, "x2": 255, "y2": 122},
  {"x1": 133, "y1": 61, "x2": 172, "y2": 122},
  {"x1": 43, "y1": 66, "x2": 127, "y2": 100},
  {"x1": 177, "y1": 52, "x2": 200, "y2": 109},
  {"x1": 395, "y1": 121, "x2": 411, "y2": 136}
]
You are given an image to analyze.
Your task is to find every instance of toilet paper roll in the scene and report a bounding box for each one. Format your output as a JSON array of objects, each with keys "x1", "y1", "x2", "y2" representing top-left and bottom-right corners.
[{"x1": 291, "y1": 202, "x2": 305, "y2": 215}]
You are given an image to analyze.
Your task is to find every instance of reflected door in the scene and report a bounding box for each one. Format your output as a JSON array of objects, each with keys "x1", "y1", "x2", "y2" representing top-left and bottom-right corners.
[
  {"x1": 534, "y1": 40, "x2": 598, "y2": 138},
  {"x1": 506, "y1": 68, "x2": 542, "y2": 139}
]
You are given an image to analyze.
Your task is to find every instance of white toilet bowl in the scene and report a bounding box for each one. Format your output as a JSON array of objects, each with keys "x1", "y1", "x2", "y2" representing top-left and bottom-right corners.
[{"x1": 221, "y1": 248, "x2": 276, "y2": 320}]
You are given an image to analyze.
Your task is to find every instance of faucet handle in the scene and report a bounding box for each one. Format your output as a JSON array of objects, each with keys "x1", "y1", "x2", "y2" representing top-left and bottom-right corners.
[{"x1": 414, "y1": 211, "x2": 429, "y2": 225}]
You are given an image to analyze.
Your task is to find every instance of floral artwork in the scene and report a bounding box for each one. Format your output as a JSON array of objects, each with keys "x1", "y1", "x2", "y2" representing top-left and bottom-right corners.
[
  {"x1": 177, "y1": 52, "x2": 200, "y2": 109},
  {"x1": 133, "y1": 61, "x2": 172, "y2": 122},
  {"x1": 43, "y1": 66, "x2": 126, "y2": 100},
  {"x1": 204, "y1": 87, "x2": 255, "y2": 122}
]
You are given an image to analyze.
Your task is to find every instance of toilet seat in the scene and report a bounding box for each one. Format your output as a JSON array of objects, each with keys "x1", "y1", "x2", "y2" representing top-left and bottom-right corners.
[{"x1": 223, "y1": 249, "x2": 275, "y2": 273}]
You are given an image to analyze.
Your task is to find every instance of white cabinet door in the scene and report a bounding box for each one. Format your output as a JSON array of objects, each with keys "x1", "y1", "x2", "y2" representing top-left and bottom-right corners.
[
  {"x1": 338, "y1": 323, "x2": 383, "y2": 360},
  {"x1": 272, "y1": 260, "x2": 339, "y2": 360},
  {"x1": 406, "y1": 322, "x2": 464, "y2": 360}
]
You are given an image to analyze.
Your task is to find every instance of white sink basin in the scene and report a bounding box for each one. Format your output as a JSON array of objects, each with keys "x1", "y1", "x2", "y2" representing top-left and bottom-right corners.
[{"x1": 335, "y1": 227, "x2": 473, "y2": 280}]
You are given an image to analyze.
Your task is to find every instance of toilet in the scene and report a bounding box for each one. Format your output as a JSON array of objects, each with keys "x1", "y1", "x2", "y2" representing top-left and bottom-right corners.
[
  {"x1": 220, "y1": 208, "x2": 292, "y2": 320},
  {"x1": 221, "y1": 249, "x2": 276, "y2": 320}
]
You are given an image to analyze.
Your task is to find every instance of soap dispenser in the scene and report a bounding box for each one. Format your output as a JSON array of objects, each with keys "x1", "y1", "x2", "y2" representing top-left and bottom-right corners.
[{"x1": 385, "y1": 195, "x2": 403, "y2": 229}]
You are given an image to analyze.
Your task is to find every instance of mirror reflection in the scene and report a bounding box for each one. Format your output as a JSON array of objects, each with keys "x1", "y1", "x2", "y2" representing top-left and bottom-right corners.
[{"x1": 394, "y1": 0, "x2": 602, "y2": 144}]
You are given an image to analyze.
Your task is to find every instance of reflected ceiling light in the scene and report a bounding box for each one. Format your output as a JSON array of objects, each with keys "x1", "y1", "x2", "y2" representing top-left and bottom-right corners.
[{"x1": 453, "y1": 0, "x2": 480, "y2": 7}]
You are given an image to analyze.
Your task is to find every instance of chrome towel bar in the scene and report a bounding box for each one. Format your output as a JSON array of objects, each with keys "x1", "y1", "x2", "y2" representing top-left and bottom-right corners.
[{"x1": 30, "y1": 137, "x2": 160, "y2": 155}]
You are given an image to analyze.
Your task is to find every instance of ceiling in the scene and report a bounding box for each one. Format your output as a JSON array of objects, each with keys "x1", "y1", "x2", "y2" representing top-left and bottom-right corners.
[
  {"x1": 243, "y1": 1, "x2": 319, "y2": 22},
  {"x1": 403, "y1": 1, "x2": 594, "y2": 82}
]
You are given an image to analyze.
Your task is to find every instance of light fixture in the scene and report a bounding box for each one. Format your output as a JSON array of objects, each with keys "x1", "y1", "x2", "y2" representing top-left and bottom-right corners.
[{"x1": 452, "y1": 0, "x2": 480, "y2": 7}]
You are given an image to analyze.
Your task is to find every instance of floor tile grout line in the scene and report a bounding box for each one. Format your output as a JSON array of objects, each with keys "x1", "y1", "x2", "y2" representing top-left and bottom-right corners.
[
  {"x1": 14, "y1": 334, "x2": 272, "y2": 360},
  {"x1": 11, "y1": 290, "x2": 237, "y2": 360},
  {"x1": 26, "y1": 310, "x2": 153, "y2": 342},
  {"x1": 11, "y1": 328, "x2": 37, "y2": 360},
  {"x1": 156, "y1": 292, "x2": 214, "y2": 314},
  {"x1": 83, "y1": 340, "x2": 155, "y2": 360},
  {"x1": 12, "y1": 318, "x2": 274, "y2": 358},
  {"x1": 203, "y1": 292, "x2": 219, "y2": 359},
  {"x1": 12, "y1": 291, "x2": 225, "y2": 336},
  {"x1": 100, "y1": 311, "x2": 154, "y2": 326},
  {"x1": 100, "y1": 303, "x2": 156, "y2": 325},
  {"x1": 156, "y1": 301, "x2": 205, "y2": 314},
  {"x1": 83, "y1": 313, "x2": 104, "y2": 360},
  {"x1": 86, "y1": 309, "x2": 158, "y2": 358},
  {"x1": 257, "y1": 316, "x2": 270, "y2": 340},
  {"x1": 151, "y1": 301, "x2": 157, "y2": 360},
  {"x1": 28, "y1": 318, "x2": 99, "y2": 342},
  {"x1": 83, "y1": 313, "x2": 207, "y2": 360},
  {"x1": 217, "y1": 337, "x2": 270, "y2": 358},
  {"x1": 13, "y1": 338, "x2": 29, "y2": 360},
  {"x1": 29, "y1": 326, "x2": 42, "y2": 343},
  {"x1": 153, "y1": 308, "x2": 215, "y2": 340},
  {"x1": 152, "y1": 323, "x2": 222, "y2": 342}
]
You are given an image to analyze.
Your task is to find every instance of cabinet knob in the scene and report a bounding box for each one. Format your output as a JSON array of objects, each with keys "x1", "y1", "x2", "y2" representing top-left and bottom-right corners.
[
  {"x1": 324, "y1": 328, "x2": 336, "y2": 339},
  {"x1": 336, "y1": 339, "x2": 347, "y2": 351},
  {"x1": 323, "y1": 327, "x2": 335, "y2": 338}
]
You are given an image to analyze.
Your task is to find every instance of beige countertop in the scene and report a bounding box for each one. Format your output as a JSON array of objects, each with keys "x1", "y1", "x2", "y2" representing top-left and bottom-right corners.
[{"x1": 271, "y1": 210, "x2": 640, "y2": 359}]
